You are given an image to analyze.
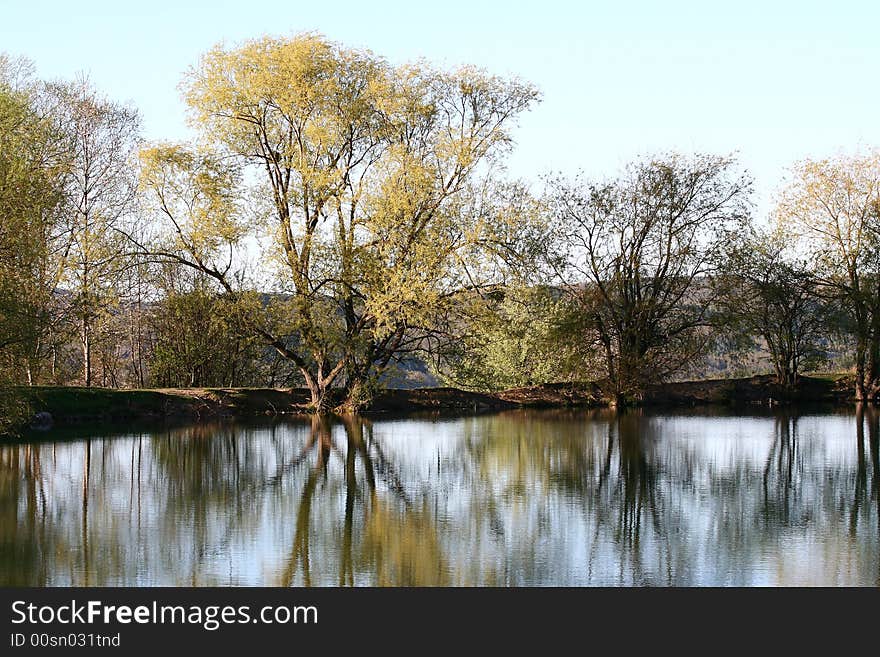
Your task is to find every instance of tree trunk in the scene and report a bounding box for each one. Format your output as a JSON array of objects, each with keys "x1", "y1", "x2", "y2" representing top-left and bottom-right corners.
[
  {"x1": 779, "y1": 361, "x2": 796, "y2": 389},
  {"x1": 856, "y1": 377, "x2": 867, "y2": 402},
  {"x1": 301, "y1": 360, "x2": 347, "y2": 415},
  {"x1": 82, "y1": 316, "x2": 92, "y2": 388},
  {"x1": 866, "y1": 323, "x2": 880, "y2": 401},
  {"x1": 341, "y1": 363, "x2": 376, "y2": 413},
  {"x1": 855, "y1": 333, "x2": 868, "y2": 401},
  {"x1": 306, "y1": 378, "x2": 336, "y2": 415}
]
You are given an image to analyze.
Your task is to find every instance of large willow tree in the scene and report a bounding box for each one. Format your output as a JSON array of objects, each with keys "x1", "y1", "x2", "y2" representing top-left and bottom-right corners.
[{"x1": 140, "y1": 34, "x2": 538, "y2": 411}]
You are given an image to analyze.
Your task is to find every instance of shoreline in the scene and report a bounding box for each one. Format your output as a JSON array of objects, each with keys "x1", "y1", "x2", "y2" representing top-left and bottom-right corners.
[{"x1": 7, "y1": 373, "x2": 854, "y2": 430}]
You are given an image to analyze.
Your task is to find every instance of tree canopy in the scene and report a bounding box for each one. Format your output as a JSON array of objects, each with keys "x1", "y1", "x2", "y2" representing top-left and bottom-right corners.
[
  {"x1": 140, "y1": 33, "x2": 539, "y2": 410},
  {"x1": 545, "y1": 154, "x2": 752, "y2": 404}
]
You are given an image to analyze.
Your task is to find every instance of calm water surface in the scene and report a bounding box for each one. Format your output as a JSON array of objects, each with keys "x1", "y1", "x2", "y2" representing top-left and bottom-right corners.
[{"x1": 2, "y1": 408, "x2": 878, "y2": 586}]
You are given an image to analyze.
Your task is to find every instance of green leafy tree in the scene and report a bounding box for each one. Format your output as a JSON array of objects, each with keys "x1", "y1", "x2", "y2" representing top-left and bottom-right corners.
[
  {"x1": 0, "y1": 57, "x2": 73, "y2": 430},
  {"x1": 0, "y1": 59, "x2": 71, "y2": 385},
  {"x1": 139, "y1": 33, "x2": 538, "y2": 412},
  {"x1": 439, "y1": 285, "x2": 586, "y2": 390},
  {"x1": 148, "y1": 282, "x2": 261, "y2": 388}
]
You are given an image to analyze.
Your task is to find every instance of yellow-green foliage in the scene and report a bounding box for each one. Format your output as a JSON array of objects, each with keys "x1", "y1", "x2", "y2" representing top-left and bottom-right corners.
[
  {"x1": 775, "y1": 151, "x2": 880, "y2": 279},
  {"x1": 0, "y1": 60, "x2": 69, "y2": 391},
  {"x1": 140, "y1": 33, "x2": 539, "y2": 405},
  {"x1": 442, "y1": 286, "x2": 586, "y2": 391},
  {"x1": 774, "y1": 150, "x2": 880, "y2": 397},
  {"x1": 139, "y1": 145, "x2": 246, "y2": 257}
]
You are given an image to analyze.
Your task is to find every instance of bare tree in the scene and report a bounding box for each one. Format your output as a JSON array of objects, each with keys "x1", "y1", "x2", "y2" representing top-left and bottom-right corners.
[
  {"x1": 719, "y1": 230, "x2": 832, "y2": 386},
  {"x1": 547, "y1": 153, "x2": 751, "y2": 405},
  {"x1": 52, "y1": 76, "x2": 140, "y2": 387}
]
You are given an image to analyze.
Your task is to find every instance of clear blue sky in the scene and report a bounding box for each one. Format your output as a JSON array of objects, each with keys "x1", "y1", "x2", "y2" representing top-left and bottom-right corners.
[{"x1": 3, "y1": 0, "x2": 879, "y2": 216}]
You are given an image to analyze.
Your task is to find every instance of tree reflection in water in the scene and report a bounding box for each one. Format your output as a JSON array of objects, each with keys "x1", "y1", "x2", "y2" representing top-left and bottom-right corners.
[{"x1": 0, "y1": 408, "x2": 877, "y2": 586}]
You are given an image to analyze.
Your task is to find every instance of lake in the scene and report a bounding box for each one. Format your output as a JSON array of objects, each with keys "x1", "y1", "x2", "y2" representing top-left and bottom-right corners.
[{"x1": 1, "y1": 408, "x2": 878, "y2": 586}]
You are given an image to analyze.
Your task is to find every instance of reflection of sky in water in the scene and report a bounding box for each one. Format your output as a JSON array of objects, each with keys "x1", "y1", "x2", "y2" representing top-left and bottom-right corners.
[{"x1": 1, "y1": 409, "x2": 877, "y2": 586}]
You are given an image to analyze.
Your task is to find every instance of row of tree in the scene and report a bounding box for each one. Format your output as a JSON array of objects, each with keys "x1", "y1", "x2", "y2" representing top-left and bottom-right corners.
[
  {"x1": 450, "y1": 152, "x2": 876, "y2": 405},
  {"x1": 1, "y1": 34, "x2": 879, "y2": 416}
]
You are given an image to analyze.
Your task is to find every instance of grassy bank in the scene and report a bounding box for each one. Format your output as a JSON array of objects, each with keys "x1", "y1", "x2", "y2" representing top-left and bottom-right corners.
[
  {"x1": 642, "y1": 373, "x2": 852, "y2": 406},
  {"x1": 15, "y1": 386, "x2": 314, "y2": 424},
  {"x1": 10, "y1": 383, "x2": 597, "y2": 426},
  {"x1": 3, "y1": 373, "x2": 854, "y2": 431}
]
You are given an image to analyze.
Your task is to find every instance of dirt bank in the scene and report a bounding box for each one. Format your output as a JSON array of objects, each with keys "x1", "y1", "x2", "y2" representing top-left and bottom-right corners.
[
  {"x1": 642, "y1": 373, "x2": 851, "y2": 406},
  {"x1": 9, "y1": 374, "x2": 854, "y2": 429}
]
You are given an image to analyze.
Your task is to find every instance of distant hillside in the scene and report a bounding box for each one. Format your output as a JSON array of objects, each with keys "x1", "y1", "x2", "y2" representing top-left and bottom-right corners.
[{"x1": 379, "y1": 357, "x2": 440, "y2": 389}]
